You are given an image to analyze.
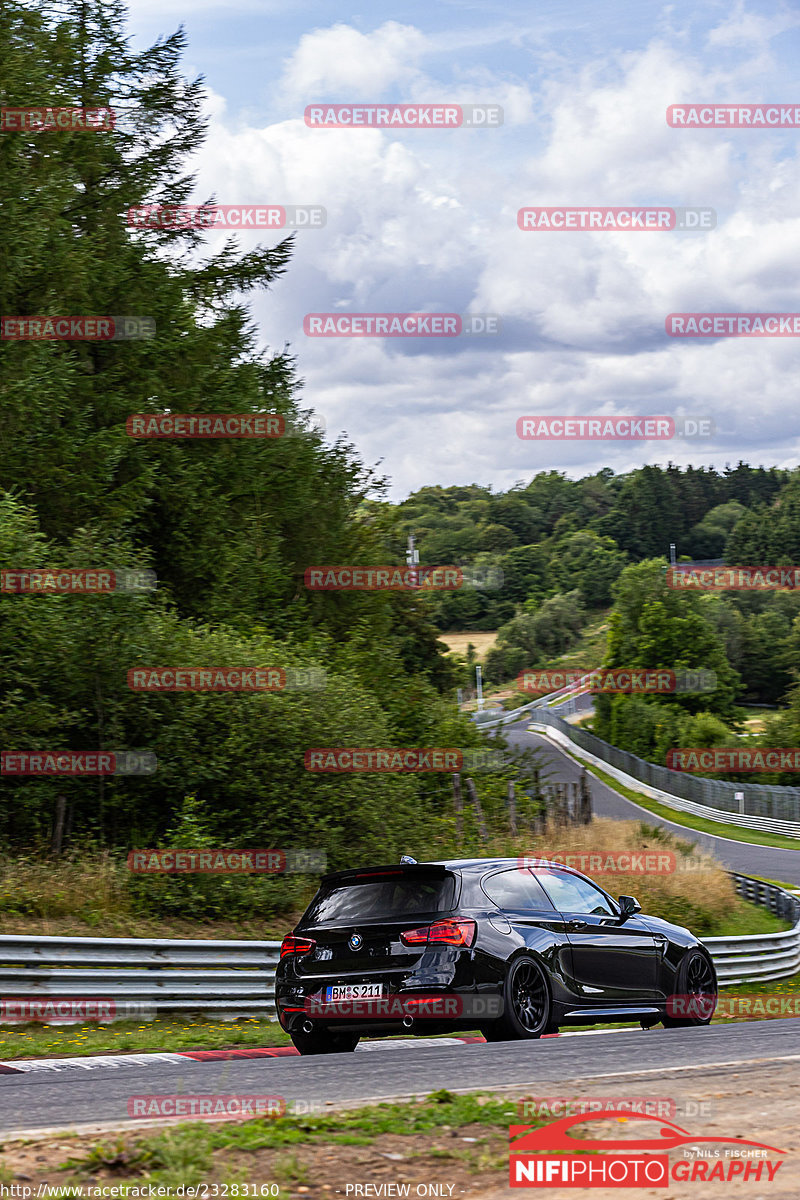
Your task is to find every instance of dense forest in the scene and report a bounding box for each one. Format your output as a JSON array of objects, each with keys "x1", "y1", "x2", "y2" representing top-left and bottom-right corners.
[
  {"x1": 394, "y1": 468, "x2": 800, "y2": 779},
  {"x1": 2, "y1": 1, "x2": 799, "y2": 874},
  {"x1": 390, "y1": 465, "x2": 791, "y2": 632},
  {"x1": 0, "y1": 0, "x2": 482, "y2": 860}
]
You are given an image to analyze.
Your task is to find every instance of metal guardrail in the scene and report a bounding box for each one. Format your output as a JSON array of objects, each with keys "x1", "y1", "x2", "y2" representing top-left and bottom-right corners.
[
  {"x1": 0, "y1": 934, "x2": 281, "y2": 1016},
  {"x1": 732, "y1": 875, "x2": 800, "y2": 924},
  {"x1": 471, "y1": 673, "x2": 594, "y2": 728},
  {"x1": 703, "y1": 875, "x2": 800, "y2": 984},
  {"x1": 0, "y1": 872, "x2": 796, "y2": 1018},
  {"x1": 525, "y1": 704, "x2": 800, "y2": 835}
]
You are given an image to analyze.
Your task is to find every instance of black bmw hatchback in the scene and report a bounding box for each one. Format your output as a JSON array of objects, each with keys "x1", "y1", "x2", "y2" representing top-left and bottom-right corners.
[{"x1": 275, "y1": 857, "x2": 718, "y2": 1054}]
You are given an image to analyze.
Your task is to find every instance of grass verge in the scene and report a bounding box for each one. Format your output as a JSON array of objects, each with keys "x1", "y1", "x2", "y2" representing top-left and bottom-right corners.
[
  {"x1": 0, "y1": 1090, "x2": 536, "y2": 1193},
  {"x1": 0, "y1": 1015, "x2": 289, "y2": 1062},
  {"x1": 546, "y1": 738, "x2": 800, "y2": 853}
]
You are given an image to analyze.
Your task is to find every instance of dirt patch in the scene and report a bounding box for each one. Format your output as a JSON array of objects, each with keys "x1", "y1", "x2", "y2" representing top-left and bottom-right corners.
[
  {"x1": 437, "y1": 631, "x2": 498, "y2": 659},
  {"x1": 0, "y1": 1120, "x2": 508, "y2": 1195}
]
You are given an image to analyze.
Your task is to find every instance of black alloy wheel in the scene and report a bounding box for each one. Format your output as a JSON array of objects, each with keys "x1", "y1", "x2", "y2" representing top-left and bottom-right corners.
[
  {"x1": 663, "y1": 949, "x2": 718, "y2": 1027},
  {"x1": 482, "y1": 955, "x2": 555, "y2": 1041}
]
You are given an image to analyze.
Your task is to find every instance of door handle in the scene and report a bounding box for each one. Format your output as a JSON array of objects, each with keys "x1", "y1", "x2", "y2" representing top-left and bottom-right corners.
[{"x1": 567, "y1": 919, "x2": 587, "y2": 930}]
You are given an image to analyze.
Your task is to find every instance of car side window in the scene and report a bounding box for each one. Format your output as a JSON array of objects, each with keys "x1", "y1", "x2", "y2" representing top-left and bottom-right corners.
[
  {"x1": 481, "y1": 868, "x2": 556, "y2": 912},
  {"x1": 534, "y1": 869, "x2": 617, "y2": 916}
]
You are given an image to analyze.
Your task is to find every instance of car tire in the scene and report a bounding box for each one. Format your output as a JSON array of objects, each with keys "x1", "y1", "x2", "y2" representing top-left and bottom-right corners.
[
  {"x1": 663, "y1": 948, "x2": 717, "y2": 1028},
  {"x1": 289, "y1": 1028, "x2": 360, "y2": 1055},
  {"x1": 480, "y1": 954, "x2": 554, "y2": 1041}
]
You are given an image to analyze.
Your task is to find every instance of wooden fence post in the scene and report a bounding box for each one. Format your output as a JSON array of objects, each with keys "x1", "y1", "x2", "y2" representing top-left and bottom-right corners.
[
  {"x1": 465, "y1": 777, "x2": 489, "y2": 844},
  {"x1": 507, "y1": 780, "x2": 517, "y2": 837},
  {"x1": 579, "y1": 768, "x2": 593, "y2": 824},
  {"x1": 51, "y1": 794, "x2": 67, "y2": 856},
  {"x1": 452, "y1": 773, "x2": 463, "y2": 841}
]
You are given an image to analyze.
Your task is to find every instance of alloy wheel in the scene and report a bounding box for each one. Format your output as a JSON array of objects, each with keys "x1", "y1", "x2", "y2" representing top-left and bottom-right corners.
[{"x1": 511, "y1": 959, "x2": 549, "y2": 1034}]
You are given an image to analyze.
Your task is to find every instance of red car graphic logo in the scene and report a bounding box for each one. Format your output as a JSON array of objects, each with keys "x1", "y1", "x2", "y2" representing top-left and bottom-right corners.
[{"x1": 510, "y1": 1110, "x2": 785, "y2": 1154}]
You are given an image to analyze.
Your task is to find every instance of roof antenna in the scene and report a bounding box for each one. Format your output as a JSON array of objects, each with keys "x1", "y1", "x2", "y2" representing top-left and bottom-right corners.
[{"x1": 400, "y1": 855, "x2": 418, "y2": 865}]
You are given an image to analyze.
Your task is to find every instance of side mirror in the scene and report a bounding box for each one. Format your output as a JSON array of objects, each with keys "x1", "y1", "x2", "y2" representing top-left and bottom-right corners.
[{"x1": 618, "y1": 895, "x2": 641, "y2": 920}]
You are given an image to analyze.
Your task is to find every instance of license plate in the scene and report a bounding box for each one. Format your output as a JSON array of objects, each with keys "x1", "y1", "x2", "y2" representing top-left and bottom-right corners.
[{"x1": 324, "y1": 983, "x2": 384, "y2": 1001}]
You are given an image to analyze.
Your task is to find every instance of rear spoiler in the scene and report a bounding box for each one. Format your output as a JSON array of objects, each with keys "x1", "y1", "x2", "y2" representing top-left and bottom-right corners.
[{"x1": 318, "y1": 862, "x2": 453, "y2": 887}]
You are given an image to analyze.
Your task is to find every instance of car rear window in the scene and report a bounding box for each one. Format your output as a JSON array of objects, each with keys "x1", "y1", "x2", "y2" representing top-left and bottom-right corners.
[{"x1": 302, "y1": 871, "x2": 457, "y2": 925}]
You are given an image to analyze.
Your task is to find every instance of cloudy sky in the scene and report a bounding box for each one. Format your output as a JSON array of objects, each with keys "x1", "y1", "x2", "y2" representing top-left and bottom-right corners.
[{"x1": 124, "y1": 0, "x2": 800, "y2": 498}]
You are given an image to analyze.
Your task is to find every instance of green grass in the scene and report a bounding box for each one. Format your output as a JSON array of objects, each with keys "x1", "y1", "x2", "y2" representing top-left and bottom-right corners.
[
  {"x1": 0, "y1": 1014, "x2": 291, "y2": 1062},
  {"x1": 0, "y1": 1015, "x2": 489, "y2": 1063},
  {"x1": 547, "y1": 740, "x2": 800, "y2": 853},
  {"x1": 721, "y1": 973, "x2": 800, "y2": 996},
  {"x1": 735, "y1": 872, "x2": 800, "y2": 890},
  {"x1": 710, "y1": 903, "x2": 789, "y2": 935},
  {"x1": 720, "y1": 973, "x2": 800, "y2": 1000},
  {"x1": 52, "y1": 1090, "x2": 534, "y2": 1189},
  {"x1": 545, "y1": 610, "x2": 612, "y2": 672}
]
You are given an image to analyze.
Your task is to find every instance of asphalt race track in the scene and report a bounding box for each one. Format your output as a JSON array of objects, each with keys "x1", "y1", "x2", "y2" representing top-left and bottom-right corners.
[
  {"x1": 504, "y1": 726, "x2": 800, "y2": 885},
  {"x1": 0, "y1": 1022, "x2": 799, "y2": 1136},
  {"x1": 0, "y1": 722, "x2": 796, "y2": 1141}
]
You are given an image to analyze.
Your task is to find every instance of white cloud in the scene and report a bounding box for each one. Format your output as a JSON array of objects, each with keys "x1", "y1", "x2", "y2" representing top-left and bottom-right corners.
[
  {"x1": 279, "y1": 22, "x2": 429, "y2": 102},
  {"x1": 707, "y1": 2, "x2": 798, "y2": 49},
  {"x1": 167, "y1": 15, "x2": 800, "y2": 496}
]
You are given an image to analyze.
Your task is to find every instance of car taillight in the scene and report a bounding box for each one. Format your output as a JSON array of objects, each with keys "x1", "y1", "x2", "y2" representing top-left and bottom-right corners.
[
  {"x1": 280, "y1": 934, "x2": 316, "y2": 959},
  {"x1": 400, "y1": 919, "x2": 476, "y2": 948}
]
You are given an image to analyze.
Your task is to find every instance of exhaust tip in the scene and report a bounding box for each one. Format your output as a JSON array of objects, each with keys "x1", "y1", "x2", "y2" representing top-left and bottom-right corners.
[
  {"x1": 402, "y1": 1016, "x2": 414, "y2": 1029},
  {"x1": 302, "y1": 1020, "x2": 314, "y2": 1034}
]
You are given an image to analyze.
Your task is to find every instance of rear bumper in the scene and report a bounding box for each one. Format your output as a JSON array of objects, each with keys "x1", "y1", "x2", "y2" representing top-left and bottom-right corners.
[{"x1": 275, "y1": 982, "x2": 503, "y2": 1035}]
